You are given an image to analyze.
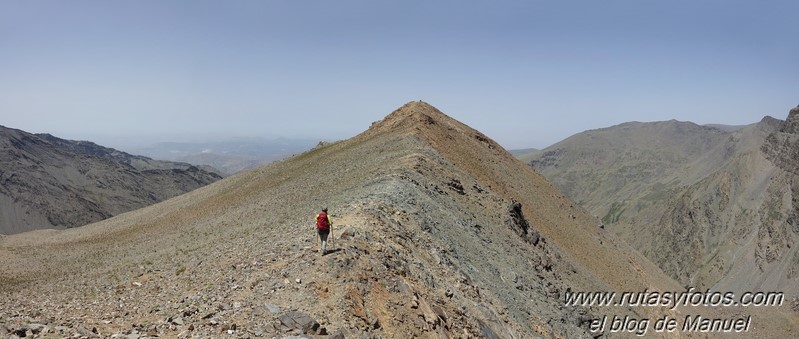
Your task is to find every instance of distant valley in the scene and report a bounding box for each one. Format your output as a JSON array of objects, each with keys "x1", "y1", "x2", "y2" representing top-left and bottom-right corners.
[{"x1": 131, "y1": 138, "x2": 319, "y2": 175}]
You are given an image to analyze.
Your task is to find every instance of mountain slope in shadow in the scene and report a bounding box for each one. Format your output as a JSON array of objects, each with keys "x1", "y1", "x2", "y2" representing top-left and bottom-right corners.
[{"x1": 0, "y1": 125, "x2": 222, "y2": 234}]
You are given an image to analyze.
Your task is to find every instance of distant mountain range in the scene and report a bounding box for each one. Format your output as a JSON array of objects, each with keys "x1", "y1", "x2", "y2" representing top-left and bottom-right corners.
[
  {"x1": 131, "y1": 138, "x2": 319, "y2": 175},
  {"x1": 0, "y1": 125, "x2": 222, "y2": 234},
  {"x1": 525, "y1": 106, "x2": 799, "y2": 297}
]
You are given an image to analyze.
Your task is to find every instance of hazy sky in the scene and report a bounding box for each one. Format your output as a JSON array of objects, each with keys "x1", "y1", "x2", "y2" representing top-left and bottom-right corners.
[{"x1": 1, "y1": 1, "x2": 797, "y2": 149}]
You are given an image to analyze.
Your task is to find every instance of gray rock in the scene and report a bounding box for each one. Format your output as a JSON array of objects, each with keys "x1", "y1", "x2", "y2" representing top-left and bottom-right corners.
[
  {"x1": 266, "y1": 304, "x2": 281, "y2": 313},
  {"x1": 277, "y1": 311, "x2": 321, "y2": 334},
  {"x1": 76, "y1": 324, "x2": 97, "y2": 337},
  {"x1": 338, "y1": 226, "x2": 357, "y2": 240},
  {"x1": 371, "y1": 318, "x2": 381, "y2": 330},
  {"x1": 26, "y1": 323, "x2": 47, "y2": 334},
  {"x1": 478, "y1": 319, "x2": 501, "y2": 339}
]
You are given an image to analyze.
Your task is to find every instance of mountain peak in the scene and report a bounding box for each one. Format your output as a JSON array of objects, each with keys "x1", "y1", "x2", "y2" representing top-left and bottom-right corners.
[
  {"x1": 363, "y1": 100, "x2": 454, "y2": 136},
  {"x1": 391, "y1": 100, "x2": 444, "y2": 117},
  {"x1": 358, "y1": 101, "x2": 511, "y2": 171}
]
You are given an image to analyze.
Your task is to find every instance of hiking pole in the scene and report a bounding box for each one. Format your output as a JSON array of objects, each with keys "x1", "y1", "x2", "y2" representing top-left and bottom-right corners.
[{"x1": 314, "y1": 224, "x2": 319, "y2": 248}]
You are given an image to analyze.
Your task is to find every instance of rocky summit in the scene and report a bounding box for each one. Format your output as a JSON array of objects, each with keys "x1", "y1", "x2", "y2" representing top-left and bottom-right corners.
[
  {"x1": 0, "y1": 102, "x2": 795, "y2": 338},
  {"x1": 0, "y1": 126, "x2": 223, "y2": 234}
]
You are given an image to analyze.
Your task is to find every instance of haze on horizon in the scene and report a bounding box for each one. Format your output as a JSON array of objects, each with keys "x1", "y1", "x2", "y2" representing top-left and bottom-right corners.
[{"x1": 1, "y1": 0, "x2": 797, "y2": 150}]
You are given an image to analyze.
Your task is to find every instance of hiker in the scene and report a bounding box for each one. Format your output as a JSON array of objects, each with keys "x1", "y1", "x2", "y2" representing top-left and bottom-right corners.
[{"x1": 315, "y1": 207, "x2": 332, "y2": 255}]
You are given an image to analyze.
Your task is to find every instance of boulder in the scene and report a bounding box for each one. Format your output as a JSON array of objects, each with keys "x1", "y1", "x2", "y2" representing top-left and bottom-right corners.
[{"x1": 277, "y1": 311, "x2": 322, "y2": 335}]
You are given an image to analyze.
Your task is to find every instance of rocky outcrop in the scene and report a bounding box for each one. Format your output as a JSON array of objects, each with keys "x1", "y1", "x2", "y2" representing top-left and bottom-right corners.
[
  {"x1": 762, "y1": 105, "x2": 799, "y2": 175},
  {"x1": 758, "y1": 105, "x2": 799, "y2": 261},
  {"x1": 277, "y1": 311, "x2": 325, "y2": 335},
  {"x1": 782, "y1": 105, "x2": 799, "y2": 134},
  {"x1": 506, "y1": 201, "x2": 540, "y2": 246},
  {"x1": 0, "y1": 125, "x2": 222, "y2": 234}
]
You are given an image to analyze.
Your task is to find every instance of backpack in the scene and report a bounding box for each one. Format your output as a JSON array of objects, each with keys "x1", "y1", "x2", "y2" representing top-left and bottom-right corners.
[{"x1": 316, "y1": 212, "x2": 330, "y2": 230}]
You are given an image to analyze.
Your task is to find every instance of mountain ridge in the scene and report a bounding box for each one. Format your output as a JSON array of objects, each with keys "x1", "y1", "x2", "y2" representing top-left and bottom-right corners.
[
  {"x1": 3, "y1": 102, "x2": 796, "y2": 338},
  {"x1": 526, "y1": 108, "x2": 799, "y2": 298},
  {"x1": 0, "y1": 102, "x2": 688, "y2": 338},
  {"x1": 0, "y1": 125, "x2": 223, "y2": 234}
]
